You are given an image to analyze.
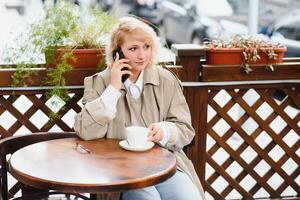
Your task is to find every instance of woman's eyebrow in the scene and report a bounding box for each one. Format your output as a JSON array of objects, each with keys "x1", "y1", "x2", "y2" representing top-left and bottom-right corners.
[{"x1": 127, "y1": 45, "x2": 140, "y2": 48}]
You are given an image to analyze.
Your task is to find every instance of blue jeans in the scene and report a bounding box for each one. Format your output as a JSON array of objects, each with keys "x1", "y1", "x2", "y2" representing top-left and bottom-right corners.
[{"x1": 122, "y1": 170, "x2": 202, "y2": 200}]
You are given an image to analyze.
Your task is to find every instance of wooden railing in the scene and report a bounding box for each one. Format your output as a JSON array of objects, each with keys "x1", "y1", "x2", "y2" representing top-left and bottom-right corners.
[
  {"x1": 0, "y1": 45, "x2": 299, "y2": 199},
  {"x1": 0, "y1": 68, "x2": 95, "y2": 139},
  {"x1": 172, "y1": 44, "x2": 300, "y2": 200}
]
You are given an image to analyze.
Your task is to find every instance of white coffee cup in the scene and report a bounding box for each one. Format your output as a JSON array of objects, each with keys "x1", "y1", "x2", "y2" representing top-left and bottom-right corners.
[{"x1": 125, "y1": 126, "x2": 149, "y2": 147}]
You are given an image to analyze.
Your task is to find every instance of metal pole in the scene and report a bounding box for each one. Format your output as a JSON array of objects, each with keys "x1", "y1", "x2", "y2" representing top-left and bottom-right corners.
[{"x1": 248, "y1": 0, "x2": 259, "y2": 35}]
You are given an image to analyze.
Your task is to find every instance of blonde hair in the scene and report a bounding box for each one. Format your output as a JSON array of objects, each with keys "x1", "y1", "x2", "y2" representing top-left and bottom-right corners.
[{"x1": 105, "y1": 16, "x2": 161, "y2": 68}]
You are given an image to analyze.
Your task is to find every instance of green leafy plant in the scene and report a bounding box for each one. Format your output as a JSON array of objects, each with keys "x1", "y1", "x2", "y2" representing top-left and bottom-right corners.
[
  {"x1": 204, "y1": 35, "x2": 286, "y2": 73},
  {"x1": 3, "y1": 1, "x2": 117, "y2": 120},
  {"x1": 65, "y1": 9, "x2": 117, "y2": 49}
]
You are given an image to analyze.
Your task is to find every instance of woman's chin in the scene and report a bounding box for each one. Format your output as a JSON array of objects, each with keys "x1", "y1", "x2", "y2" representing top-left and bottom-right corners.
[{"x1": 133, "y1": 65, "x2": 147, "y2": 71}]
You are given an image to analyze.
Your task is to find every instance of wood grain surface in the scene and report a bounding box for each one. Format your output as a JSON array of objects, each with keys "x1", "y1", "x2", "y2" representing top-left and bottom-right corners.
[{"x1": 9, "y1": 138, "x2": 176, "y2": 193}]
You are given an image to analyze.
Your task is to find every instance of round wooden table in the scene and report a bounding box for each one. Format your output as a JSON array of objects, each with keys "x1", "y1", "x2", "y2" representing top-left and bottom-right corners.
[{"x1": 9, "y1": 138, "x2": 177, "y2": 193}]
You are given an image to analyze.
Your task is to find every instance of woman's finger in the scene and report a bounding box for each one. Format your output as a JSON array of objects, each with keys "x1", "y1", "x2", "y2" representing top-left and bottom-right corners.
[
  {"x1": 148, "y1": 129, "x2": 159, "y2": 142},
  {"x1": 151, "y1": 133, "x2": 161, "y2": 142},
  {"x1": 112, "y1": 57, "x2": 130, "y2": 69},
  {"x1": 148, "y1": 133, "x2": 156, "y2": 142},
  {"x1": 148, "y1": 124, "x2": 154, "y2": 130},
  {"x1": 121, "y1": 70, "x2": 133, "y2": 77}
]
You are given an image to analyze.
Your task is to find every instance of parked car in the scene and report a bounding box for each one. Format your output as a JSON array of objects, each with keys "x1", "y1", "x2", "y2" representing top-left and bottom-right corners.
[
  {"x1": 157, "y1": 0, "x2": 247, "y2": 44},
  {"x1": 267, "y1": 10, "x2": 300, "y2": 57},
  {"x1": 129, "y1": 0, "x2": 162, "y2": 31},
  {"x1": 227, "y1": 0, "x2": 300, "y2": 35}
]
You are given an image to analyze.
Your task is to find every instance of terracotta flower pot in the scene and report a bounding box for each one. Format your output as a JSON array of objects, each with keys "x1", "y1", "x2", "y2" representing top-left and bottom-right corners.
[
  {"x1": 46, "y1": 48, "x2": 104, "y2": 68},
  {"x1": 205, "y1": 47, "x2": 287, "y2": 65}
]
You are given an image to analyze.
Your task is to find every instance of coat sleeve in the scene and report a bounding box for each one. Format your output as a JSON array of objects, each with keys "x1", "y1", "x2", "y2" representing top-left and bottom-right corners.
[
  {"x1": 160, "y1": 75, "x2": 195, "y2": 151},
  {"x1": 74, "y1": 75, "x2": 115, "y2": 140}
]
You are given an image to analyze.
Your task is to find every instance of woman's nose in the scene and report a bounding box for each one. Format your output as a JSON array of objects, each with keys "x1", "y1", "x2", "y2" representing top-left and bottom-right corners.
[{"x1": 137, "y1": 49, "x2": 145, "y2": 59}]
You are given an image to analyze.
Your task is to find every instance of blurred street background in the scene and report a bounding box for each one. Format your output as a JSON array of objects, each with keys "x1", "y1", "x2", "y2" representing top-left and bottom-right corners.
[{"x1": 1, "y1": 0, "x2": 300, "y2": 64}]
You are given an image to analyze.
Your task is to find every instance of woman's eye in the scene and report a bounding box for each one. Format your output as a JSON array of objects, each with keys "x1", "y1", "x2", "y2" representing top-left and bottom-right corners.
[
  {"x1": 144, "y1": 44, "x2": 150, "y2": 49},
  {"x1": 129, "y1": 47, "x2": 137, "y2": 51}
]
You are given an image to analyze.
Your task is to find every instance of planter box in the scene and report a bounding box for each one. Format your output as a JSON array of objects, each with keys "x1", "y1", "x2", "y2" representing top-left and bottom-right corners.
[
  {"x1": 205, "y1": 47, "x2": 287, "y2": 65},
  {"x1": 46, "y1": 48, "x2": 105, "y2": 68}
]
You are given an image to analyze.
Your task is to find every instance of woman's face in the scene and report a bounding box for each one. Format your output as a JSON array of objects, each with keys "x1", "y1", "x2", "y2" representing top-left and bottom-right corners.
[{"x1": 120, "y1": 36, "x2": 152, "y2": 74}]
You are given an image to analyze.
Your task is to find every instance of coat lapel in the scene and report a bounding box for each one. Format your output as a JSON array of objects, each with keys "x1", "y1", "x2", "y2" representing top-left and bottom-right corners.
[
  {"x1": 141, "y1": 67, "x2": 160, "y2": 126},
  {"x1": 93, "y1": 68, "x2": 126, "y2": 96}
]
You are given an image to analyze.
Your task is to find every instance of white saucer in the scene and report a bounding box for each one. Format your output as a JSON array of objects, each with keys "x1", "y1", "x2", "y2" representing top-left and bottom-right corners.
[{"x1": 119, "y1": 140, "x2": 154, "y2": 152}]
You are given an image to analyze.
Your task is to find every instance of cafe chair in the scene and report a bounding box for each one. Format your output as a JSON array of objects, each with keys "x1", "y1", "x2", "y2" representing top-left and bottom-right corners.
[{"x1": 0, "y1": 132, "x2": 92, "y2": 200}]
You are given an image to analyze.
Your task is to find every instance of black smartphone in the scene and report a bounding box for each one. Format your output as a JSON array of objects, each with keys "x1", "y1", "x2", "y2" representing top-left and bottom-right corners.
[{"x1": 113, "y1": 47, "x2": 129, "y2": 83}]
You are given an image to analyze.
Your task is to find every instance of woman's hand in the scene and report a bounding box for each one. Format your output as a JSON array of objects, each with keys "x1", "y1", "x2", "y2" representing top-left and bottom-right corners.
[
  {"x1": 110, "y1": 53, "x2": 132, "y2": 90},
  {"x1": 147, "y1": 123, "x2": 164, "y2": 143}
]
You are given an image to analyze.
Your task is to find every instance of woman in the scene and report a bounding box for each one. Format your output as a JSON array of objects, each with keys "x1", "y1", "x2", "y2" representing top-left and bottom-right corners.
[{"x1": 74, "y1": 17, "x2": 205, "y2": 200}]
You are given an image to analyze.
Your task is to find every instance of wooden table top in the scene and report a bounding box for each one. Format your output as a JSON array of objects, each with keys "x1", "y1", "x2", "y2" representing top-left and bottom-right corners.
[{"x1": 9, "y1": 138, "x2": 177, "y2": 193}]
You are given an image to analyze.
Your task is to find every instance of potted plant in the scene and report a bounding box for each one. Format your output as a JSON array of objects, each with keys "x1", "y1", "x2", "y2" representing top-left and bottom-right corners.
[
  {"x1": 43, "y1": 3, "x2": 117, "y2": 69},
  {"x1": 3, "y1": 1, "x2": 117, "y2": 120},
  {"x1": 204, "y1": 35, "x2": 287, "y2": 73}
]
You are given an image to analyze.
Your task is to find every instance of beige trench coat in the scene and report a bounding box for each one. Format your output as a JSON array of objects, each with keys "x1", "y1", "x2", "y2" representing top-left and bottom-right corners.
[{"x1": 74, "y1": 66, "x2": 205, "y2": 200}]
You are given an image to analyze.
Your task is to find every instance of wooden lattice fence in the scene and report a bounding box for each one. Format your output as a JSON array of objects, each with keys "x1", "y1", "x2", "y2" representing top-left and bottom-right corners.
[
  {"x1": 188, "y1": 83, "x2": 300, "y2": 199},
  {"x1": 0, "y1": 88, "x2": 83, "y2": 138},
  {"x1": 0, "y1": 45, "x2": 300, "y2": 199}
]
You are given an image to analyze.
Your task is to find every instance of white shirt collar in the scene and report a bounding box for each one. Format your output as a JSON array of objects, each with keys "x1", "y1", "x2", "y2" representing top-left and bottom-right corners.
[
  {"x1": 124, "y1": 70, "x2": 144, "y2": 91},
  {"x1": 124, "y1": 70, "x2": 144, "y2": 99}
]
